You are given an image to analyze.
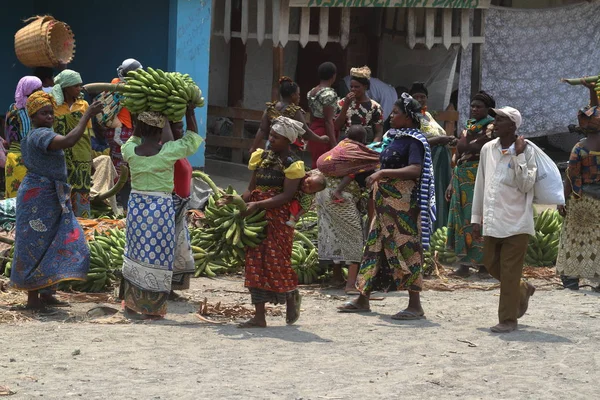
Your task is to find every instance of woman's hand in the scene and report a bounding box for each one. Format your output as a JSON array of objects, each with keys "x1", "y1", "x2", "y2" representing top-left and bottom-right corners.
[
  {"x1": 342, "y1": 92, "x2": 355, "y2": 108},
  {"x1": 242, "y1": 201, "x2": 260, "y2": 217},
  {"x1": 445, "y1": 184, "x2": 453, "y2": 202},
  {"x1": 472, "y1": 223, "x2": 481, "y2": 241},
  {"x1": 557, "y1": 204, "x2": 567, "y2": 217},
  {"x1": 241, "y1": 191, "x2": 252, "y2": 202},
  {"x1": 581, "y1": 78, "x2": 596, "y2": 90},
  {"x1": 332, "y1": 190, "x2": 345, "y2": 203},
  {"x1": 366, "y1": 171, "x2": 383, "y2": 188},
  {"x1": 86, "y1": 100, "x2": 103, "y2": 118},
  {"x1": 319, "y1": 135, "x2": 330, "y2": 144}
]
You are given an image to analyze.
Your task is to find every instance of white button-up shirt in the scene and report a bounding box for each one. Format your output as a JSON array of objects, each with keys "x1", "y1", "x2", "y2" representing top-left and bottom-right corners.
[{"x1": 471, "y1": 138, "x2": 537, "y2": 238}]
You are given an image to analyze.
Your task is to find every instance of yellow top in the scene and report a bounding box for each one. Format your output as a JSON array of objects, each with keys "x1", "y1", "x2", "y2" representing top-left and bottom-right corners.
[
  {"x1": 54, "y1": 99, "x2": 92, "y2": 128},
  {"x1": 248, "y1": 148, "x2": 305, "y2": 179}
]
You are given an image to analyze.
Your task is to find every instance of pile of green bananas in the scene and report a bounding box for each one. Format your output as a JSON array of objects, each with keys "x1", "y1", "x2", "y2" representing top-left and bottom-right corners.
[
  {"x1": 292, "y1": 231, "x2": 320, "y2": 284},
  {"x1": 120, "y1": 67, "x2": 205, "y2": 121},
  {"x1": 525, "y1": 208, "x2": 562, "y2": 267},
  {"x1": 430, "y1": 227, "x2": 457, "y2": 265},
  {"x1": 293, "y1": 210, "x2": 318, "y2": 243},
  {"x1": 190, "y1": 171, "x2": 267, "y2": 277},
  {"x1": 2, "y1": 246, "x2": 14, "y2": 278},
  {"x1": 65, "y1": 241, "x2": 118, "y2": 292},
  {"x1": 94, "y1": 228, "x2": 126, "y2": 271}
]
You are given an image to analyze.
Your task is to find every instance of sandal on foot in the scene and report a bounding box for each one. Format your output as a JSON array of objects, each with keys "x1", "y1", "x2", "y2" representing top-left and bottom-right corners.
[
  {"x1": 344, "y1": 288, "x2": 360, "y2": 295},
  {"x1": 337, "y1": 301, "x2": 370, "y2": 313},
  {"x1": 390, "y1": 310, "x2": 425, "y2": 320},
  {"x1": 286, "y1": 290, "x2": 302, "y2": 325}
]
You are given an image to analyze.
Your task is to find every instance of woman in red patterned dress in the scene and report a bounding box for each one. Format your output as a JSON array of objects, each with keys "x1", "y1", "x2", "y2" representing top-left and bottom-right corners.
[{"x1": 241, "y1": 116, "x2": 306, "y2": 328}]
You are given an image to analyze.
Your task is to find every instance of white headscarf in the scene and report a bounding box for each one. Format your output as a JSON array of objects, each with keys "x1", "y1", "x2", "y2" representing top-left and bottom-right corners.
[
  {"x1": 117, "y1": 59, "x2": 143, "y2": 79},
  {"x1": 271, "y1": 116, "x2": 304, "y2": 143}
]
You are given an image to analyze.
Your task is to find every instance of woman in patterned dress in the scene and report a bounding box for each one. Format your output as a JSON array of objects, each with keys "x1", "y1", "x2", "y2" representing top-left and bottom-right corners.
[
  {"x1": 445, "y1": 91, "x2": 496, "y2": 277},
  {"x1": 51, "y1": 69, "x2": 95, "y2": 218},
  {"x1": 338, "y1": 94, "x2": 435, "y2": 320},
  {"x1": 241, "y1": 116, "x2": 306, "y2": 328},
  {"x1": 307, "y1": 62, "x2": 340, "y2": 167},
  {"x1": 251, "y1": 77, "x2": 327, "y2": 154},
  {"x1": 4, "y1": 76, "x2": 42, "y2": 198},
  {"x1": 334, "y1": 66, "x2": 384, "y2": 144},
  {"x1": 11, "y1": 92, "x2": 102, "y2": 311},
  {"x1": 556, "y1": 105, "x2": 600, "y2": 290},
  {"x1": 120, "y1": 109, "x2": 202, "y2": 319}
]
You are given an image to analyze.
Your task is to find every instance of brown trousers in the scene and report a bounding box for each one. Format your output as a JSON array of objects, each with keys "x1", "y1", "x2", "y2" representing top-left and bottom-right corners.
[{"x1": 483, "y1": 234, "x2": 530, "y2": 323}]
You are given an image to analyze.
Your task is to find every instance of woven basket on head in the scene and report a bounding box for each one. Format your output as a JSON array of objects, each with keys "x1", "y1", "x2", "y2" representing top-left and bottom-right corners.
[{"x1": 14, "y1": 15, "x2": 75, "y2": 68}]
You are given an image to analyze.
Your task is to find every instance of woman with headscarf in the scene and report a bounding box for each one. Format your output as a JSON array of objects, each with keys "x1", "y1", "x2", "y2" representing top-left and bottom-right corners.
[
  {"x1": 10, "y1": 91, "x2": 102, "y2": 311},
  {"x1": 445, "y1": 91, "x2": 496, "y2": 277},
  {"x1": 120, "y1": 108, "x2": 203, "y2": 319},
  {"x1": 334, "y1": 66, "x2": 384, "y2": 144},
  {"x1": 307, "y1": 62, "x2": 340, "y2": 167},
  {"x1": 556, "y1": 106, "x2": 600, "y2": 291},
  {"x1": 100, "y1": 58, "x2": 143, "y2": 209},
  {"x1": 241, "y1": 116, "x2": 306, "y2": 328},
  {"x1": 4, "y1": 76, "x2": 42, "y2": 198},
  {"x1": 408, "y1": 82, "x2": 455, "y2": 231},
  {"x1": 51, "y1": 69, "x2": 95, "y2": 218},
  {"x1": 250, "y1": 76, "x2": 328, "y2": 155},
  {"x1": 338, "y1": 94, "x2": 435, "y2": 320}
]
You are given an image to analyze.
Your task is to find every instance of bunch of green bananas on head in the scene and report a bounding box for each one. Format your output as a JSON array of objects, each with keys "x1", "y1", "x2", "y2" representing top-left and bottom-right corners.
[
  {"x1": 525, "y1": 208, "x2": 563, "y2": 267},
  {"x1": 119, "y1": 67, "x2": 205, "y2": 121},
  {"x1": 291, "y1": 231, "x2": 320, "y2": 285},
  {"x1": 190, "y1": 171, "x2": 268, "y2": 278}
]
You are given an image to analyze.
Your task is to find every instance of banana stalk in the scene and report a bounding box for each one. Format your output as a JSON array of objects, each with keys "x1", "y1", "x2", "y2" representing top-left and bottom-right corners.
[
  {"x1": 561, "y1": 76, "x2": 598, "y2": 85},
  {"x1": 93, "y1": 165, "x2": 130, "y2": 201},
  {"x1": 82, "y1": 83, "x2": 126, "y2": 95},
  {"x1": 215, "y1": 194, "x2": 247, "y2": 212},
  {"x1": 192, "y1": 171, "x2": 221, "y2": 197}
]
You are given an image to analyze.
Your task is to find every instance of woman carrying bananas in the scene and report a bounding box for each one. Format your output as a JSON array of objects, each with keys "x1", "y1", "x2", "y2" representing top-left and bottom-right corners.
[
  {"x1": 168, "y1": 111, "x2": 198, "y2": 297},
  {"x1": 51, "y1": 69, "x2": 97, "y2": 218},
  {"x1": 10, "y1": 91, "x2": 102, "y2": 312},
  {"x1": 445, "y1": 91, "x2": 496, "y2": 277},
  {"x1": 556, "y1": 106, "x2": 600, "y2": 291},
  {"x1": 241, "y1": 116, "x2": 306, "y2": 328},
  {"x1": 250, "y1": 76, "x2": 328, "y2": 154},
  {"x1": 120, "y1": 107, "x2": 202, "y2": 319},
  {"x1": 4, "y1": 76, "x2": 43, "y2": 198},
  {"x1": 337, "y1": 94, "x2": 435, "y2": 320}
]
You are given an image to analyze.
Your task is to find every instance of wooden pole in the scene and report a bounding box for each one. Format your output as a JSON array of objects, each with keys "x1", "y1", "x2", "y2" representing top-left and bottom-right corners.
[{"x1": 272, "y1": 46, "x2": 284, "y2": 102}]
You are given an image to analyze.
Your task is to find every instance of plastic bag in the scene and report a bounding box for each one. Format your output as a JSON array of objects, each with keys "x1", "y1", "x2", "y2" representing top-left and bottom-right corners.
[{"x1": 526, "y1": 140, "x2": 565, "y2": 205}]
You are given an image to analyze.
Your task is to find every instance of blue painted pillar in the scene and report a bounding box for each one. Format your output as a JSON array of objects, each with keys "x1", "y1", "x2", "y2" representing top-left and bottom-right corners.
[{"x1": 168, "y1": 0, "x2": 212, "y2": 168}]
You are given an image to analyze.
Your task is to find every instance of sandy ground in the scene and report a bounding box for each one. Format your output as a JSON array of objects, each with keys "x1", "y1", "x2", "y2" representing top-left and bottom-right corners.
[{"x1": 0, "y1": 273, "x2": 598, "y2": 400}]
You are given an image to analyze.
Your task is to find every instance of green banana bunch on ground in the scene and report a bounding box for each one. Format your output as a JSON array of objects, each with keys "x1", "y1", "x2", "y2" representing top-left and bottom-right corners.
[
  {"x1": 119, "y1": 67, "x2": 205, "y2": 121},
  {"x1": 2, "y1": 245, "x2": 15, "y2": 278},
  {"x1": 526, "y1": 208, "x2": 563, "y2": 267},
  {"x1": 60, "y1": 240, "x2": 118, "y2": 292},
  {"x1": 292, "y1": 231, "x2": 321, "y2": 285},
  {"x1": 293, "y1": 210, "x2": 318, "y2": 243},
  {"x1": 430, "y1": 227, "x2": 457, "y2": 265},
  {"x1": 190, "y1": 171, "x2": 267, "y2": 278},
  {"x1": 93, "y1": 228, "x2": 126, "y2": 272}
]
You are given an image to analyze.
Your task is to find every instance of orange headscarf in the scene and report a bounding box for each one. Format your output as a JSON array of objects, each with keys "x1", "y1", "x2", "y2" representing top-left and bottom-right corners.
[{"x1": 111, "y1": 77, "x2": 133, "y2": 129}]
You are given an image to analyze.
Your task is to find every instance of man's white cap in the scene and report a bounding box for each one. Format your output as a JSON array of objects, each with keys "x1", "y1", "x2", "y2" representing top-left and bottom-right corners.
[{"x1": 489, "y1": 106, "x2": 522, "y2": 129}]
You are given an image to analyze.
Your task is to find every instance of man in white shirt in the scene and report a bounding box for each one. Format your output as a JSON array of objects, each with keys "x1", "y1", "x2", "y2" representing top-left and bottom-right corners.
[{"x1": 471, "y1": 106, "x2": 537, "y2": 333}]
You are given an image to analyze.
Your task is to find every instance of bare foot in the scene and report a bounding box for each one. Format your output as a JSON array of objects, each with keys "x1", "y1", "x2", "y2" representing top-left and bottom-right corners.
[
  {"x1": 40, "y1": 294, "x2": 70, "y2": 307},
  {"x1": 490, "y1": 321, "x2": 517, "y2": 333},
  {"x1": 238, "y1": 317, "x2": 267, "y2": 328}
]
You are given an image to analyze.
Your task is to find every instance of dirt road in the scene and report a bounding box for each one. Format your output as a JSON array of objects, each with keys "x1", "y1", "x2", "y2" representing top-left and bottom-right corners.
[{"x1": 0, "y1": 275, "x2": 598, "y2": 400}]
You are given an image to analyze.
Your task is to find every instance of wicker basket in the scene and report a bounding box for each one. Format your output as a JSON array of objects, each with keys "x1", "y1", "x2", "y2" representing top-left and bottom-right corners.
[{"x1": 14, "y1": 16, "x2": 75, "y2": 68}]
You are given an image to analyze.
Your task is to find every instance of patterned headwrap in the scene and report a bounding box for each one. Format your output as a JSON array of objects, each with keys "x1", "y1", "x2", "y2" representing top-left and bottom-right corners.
[
  {"x1": 15, "y1": 76, "x2": 42, "y2": 109},
  {"x1": 138, "y1": 111, "x2": 166, "y2": 128},
  {"x1": 117, "y1": 58, "x2": 143, "y2": 79},
  {"x1": 399, "y1": 93, "x2": 427, "y2": 125},
  {"x1": 350, "y1": 66, "x2": 371, "y2": 80},
  {"x1": 26, "y1": 91, "x2": 56, "y2": 117},
  {"x1": 51, "y1": 69, "x2": 83, "y2": 106},
  {"x1": 272, "y1": 116, "x2": 305, "y2": 143}
]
